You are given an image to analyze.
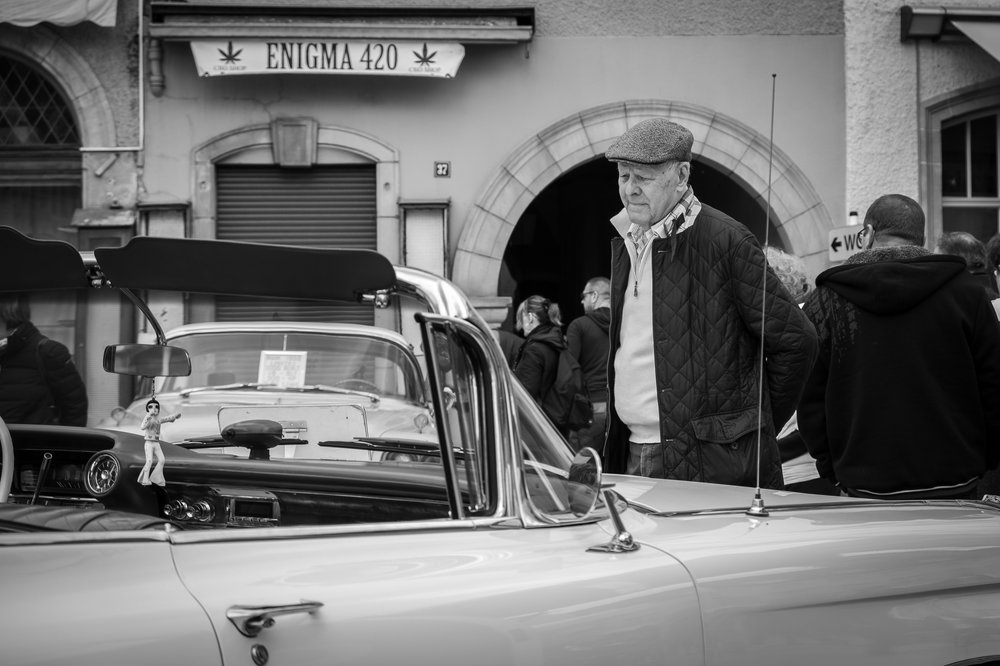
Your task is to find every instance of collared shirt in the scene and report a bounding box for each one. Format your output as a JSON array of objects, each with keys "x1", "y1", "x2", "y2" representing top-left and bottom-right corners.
[{"x1": 625, "y1": 186, "x2": 701, "y2": 257}]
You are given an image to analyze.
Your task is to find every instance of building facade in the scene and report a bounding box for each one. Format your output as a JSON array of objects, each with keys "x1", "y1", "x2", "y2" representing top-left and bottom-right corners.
[{"x1": 0, "y1": 0, "x2": 997, "y2": 422}]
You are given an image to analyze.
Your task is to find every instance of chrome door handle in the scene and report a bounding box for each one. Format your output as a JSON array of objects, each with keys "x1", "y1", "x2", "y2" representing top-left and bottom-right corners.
[{"x1": 226, "y1": 600, "x2": 324, "y2": 637}]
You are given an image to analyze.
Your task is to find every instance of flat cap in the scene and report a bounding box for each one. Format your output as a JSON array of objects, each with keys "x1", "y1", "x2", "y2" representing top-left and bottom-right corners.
[{"x1": 605, "y1": 118, "x2": 693, "y2": 165}]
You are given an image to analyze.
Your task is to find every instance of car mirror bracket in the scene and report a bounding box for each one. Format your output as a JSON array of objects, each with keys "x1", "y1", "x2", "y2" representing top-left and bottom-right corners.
[{"x1": 587, "y1": 485, "x2": 640, "y2": 554}]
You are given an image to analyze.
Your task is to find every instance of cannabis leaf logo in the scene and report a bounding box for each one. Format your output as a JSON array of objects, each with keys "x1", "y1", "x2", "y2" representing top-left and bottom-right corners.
[
  {"x1": 218, "y1": 41, "x2": 243, "y2": 64},
  {"x1": 412, "y1": 43, "x2": 437, "y2": 66}
]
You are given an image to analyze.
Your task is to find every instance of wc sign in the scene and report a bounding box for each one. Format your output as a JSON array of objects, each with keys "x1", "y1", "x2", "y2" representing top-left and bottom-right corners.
[{"x1": 828, "y1": 224, "x2": 869, "y2": 262}]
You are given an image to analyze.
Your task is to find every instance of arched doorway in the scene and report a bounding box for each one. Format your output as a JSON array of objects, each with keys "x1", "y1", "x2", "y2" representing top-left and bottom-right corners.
[
  {"x1": 499, "y1": 157, "x2": 785, "y2": 330},
  {"x1": 454, "y1": 99, "x2": 831, "y2": 328}
]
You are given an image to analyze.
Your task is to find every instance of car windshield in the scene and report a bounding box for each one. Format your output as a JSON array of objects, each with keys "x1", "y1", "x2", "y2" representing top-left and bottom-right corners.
[{"x1": 157, "y1": 330, "x2": 424, "y2": 402}]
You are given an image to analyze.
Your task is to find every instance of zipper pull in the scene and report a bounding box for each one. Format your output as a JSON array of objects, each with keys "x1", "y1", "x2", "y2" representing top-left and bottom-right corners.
[{"x1": 633, "y1": 280, "x2": 638, "y2": 297}]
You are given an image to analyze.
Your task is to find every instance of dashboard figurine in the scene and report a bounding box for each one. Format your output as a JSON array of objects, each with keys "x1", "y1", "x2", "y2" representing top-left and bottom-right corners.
[{"x1": 138, "y1": 398, "x2": 181, "y2": 486}]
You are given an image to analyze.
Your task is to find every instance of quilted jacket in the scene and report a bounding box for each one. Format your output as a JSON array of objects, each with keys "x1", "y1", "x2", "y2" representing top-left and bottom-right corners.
[{"x1": 604, "y1": 204, "x2": 818, "y2": 488}]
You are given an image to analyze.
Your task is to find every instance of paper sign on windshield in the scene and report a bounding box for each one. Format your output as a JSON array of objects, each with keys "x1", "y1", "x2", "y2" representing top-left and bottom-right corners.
[
  {"x1": 191, "y1": 40, "x2": 465, "y2": 78},
  {"x1": 258, "y1": 351, "x2": 307, "y2": 388}
]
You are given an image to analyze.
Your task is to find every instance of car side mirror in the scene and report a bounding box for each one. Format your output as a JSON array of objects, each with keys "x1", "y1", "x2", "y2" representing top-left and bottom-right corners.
[
  {"x1": 103, "y1": 344, "x2": 192, "y2": 377},
  {"x1": 567, "y1": 447, "x2": 602, "y2": 517}
]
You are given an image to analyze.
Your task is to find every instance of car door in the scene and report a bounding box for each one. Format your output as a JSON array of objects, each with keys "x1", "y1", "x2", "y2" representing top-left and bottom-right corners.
[
  {"x1": 0, "y1": 534, "x2": 221, "y2": 665},
  {"x1": 170, "y1": 521, "x2": 701, "y2": 665},
  {"x1": 170, "y1": 315, "x2": 705, "y2": 666}
]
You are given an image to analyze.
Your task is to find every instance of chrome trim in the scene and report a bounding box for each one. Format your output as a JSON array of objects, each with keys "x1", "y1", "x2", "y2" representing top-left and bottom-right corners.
[
  {"x1": 163, "y1": 320, "x2": 413, "y2": 347},
  {"x1": 0, "y1": 531, "x2": 173, "y2": 547},
  {"x1": 227, "y1": 600, "x2": 323, "y2": 638},
  {"x1": 168, "y1": 517, "x2": 507, "y2": 544},
  {"x1": 587, "y1": 489, "x2": 639, "y2": 553},
  {"x1": 84, "y1": 452, "x2": 121, "y2": 497},
  {"x1": 226, "y1": 491, "x2": 280, "y2": 528},
  {"x1": 120, "y1": 287, "x2": 166, "y2": 345},
  {"x1": 397, "y1": 265, "x2": 606, "y2": 530}
]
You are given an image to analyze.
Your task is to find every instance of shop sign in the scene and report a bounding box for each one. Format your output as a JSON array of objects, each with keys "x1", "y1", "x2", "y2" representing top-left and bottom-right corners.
[{"x1": 190, "y1": 40, "x2": 465, "y2": 78}]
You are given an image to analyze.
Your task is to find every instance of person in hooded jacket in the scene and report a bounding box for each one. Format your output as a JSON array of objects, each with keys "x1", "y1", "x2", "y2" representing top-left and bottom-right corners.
[
  {"x1": 566, "y1": 277, "x2": 611, "y2": 453},
  {"x1": 0, "y1": 294, "x2": 87, "y2": 427},
  {"x1": 496, "y1": 300, "x2": 526, "y2": 369},
  {"x1": 512, "y1": 295, "x2": 565, "y2": 429},
  {"x1": 798, "y1": 194, "x2": 1000, "y2": 500}
]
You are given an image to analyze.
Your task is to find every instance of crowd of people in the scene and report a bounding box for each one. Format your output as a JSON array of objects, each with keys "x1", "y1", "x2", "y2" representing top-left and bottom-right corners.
[
  {"x1": 499, "y1": 116, "x2": 1000, "y2": 500},
  {"x1": 4, "y1": 115, "x2": 998, "y2": 501}
]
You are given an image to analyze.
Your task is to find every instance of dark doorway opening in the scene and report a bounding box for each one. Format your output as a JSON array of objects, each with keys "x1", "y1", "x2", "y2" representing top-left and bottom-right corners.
[{"x1": 500, "y1": 158, "x2": 781, "y2": 331}]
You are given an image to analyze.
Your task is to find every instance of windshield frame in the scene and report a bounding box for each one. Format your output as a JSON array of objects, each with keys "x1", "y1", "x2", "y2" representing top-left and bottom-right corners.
[{"x1": 148, "y1": 326, "x2": 426, "y2": 406}]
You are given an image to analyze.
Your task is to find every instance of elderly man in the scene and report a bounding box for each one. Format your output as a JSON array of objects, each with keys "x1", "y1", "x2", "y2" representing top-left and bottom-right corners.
[{"x1": 603, "y1": 118, "x2": 817, "y2": 488}]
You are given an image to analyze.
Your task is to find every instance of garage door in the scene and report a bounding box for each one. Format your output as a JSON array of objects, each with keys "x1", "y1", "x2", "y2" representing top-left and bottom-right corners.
[{"x1": 215, "y1": 164, "x2": 377, "y2": 324}]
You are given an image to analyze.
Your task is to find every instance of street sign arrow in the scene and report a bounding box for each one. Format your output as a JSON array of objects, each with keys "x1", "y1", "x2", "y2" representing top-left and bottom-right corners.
[{"x1": 828, "y1": 225, "x2": 866, "y2": 262}]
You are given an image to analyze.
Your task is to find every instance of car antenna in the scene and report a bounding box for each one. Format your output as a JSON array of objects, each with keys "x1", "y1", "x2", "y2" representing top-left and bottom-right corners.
[{"x1": 747, "y1": 73, "x2": 777, "y2": 518}]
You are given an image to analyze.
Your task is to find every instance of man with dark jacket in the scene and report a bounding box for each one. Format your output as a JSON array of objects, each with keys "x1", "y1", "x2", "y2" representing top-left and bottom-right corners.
[
  {"x1": 603, "y1": 118, "x2": 818, "y2": 488},
  {"x1": 566, "y1": 277, "x2": 611, "y2": 453},
  {"x1": 798, "y1": 194, "x2": 1000, "y2": 499},
  {"x1": 0, "y1": 294, "x2": 88, "y2": 426}
]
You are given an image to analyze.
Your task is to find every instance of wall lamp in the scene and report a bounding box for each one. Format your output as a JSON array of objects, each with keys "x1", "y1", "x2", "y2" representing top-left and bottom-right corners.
[
  {"x1": 900, "y1": 6, "x2": 946, "y2": 41},
  {"x1": 901, "y1": 5, "x2": 1000, "y2": 42}
]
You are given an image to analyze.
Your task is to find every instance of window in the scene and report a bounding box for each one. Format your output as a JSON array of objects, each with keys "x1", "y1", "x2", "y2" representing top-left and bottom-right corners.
[
  {"x1": 941, "y1": 112, "x2": 1000, "y2": 243},
  {"x1": 0, "y1": 55, "x2": 79, "y2": 148}
]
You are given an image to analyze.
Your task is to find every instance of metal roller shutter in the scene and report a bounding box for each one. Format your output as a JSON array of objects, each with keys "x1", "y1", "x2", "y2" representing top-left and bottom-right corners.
[{"x1": 215, "y1": 164, "x2": 377, "y2": 324}]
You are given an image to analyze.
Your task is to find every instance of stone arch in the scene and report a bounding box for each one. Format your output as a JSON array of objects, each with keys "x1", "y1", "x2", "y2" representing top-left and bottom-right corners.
[
  {"x1": 453, "y1": 100, "x2": 833, "y2": 298},
  {"x1": 0, "y1": 25, "x2": 115, "y2": 149},
  {"x1": 191, "y1": 123, "x2": 400, "y2": 259}
]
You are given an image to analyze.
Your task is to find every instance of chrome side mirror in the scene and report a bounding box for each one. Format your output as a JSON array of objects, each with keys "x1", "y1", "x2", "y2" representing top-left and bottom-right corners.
[{"x1": 568, "y1": 447, "x2": 602, "y2": 517}]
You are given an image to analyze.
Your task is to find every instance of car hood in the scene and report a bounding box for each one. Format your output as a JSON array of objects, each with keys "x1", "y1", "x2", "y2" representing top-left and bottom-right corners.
[
  {"x1": 604, "y1": 473, "x2": 1000, "y2": 666},
  {"x1": 606, "y1": 473, "x2": 852, "y2": 513},
  {"x1": 607, "y1": 473, "x2": 1000, "y2": 557}
]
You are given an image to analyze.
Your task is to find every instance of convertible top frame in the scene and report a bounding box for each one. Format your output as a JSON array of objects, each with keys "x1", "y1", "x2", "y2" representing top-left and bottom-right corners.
[{"x1": 0, "y1": 227, "x2": 396, "y2": 303}]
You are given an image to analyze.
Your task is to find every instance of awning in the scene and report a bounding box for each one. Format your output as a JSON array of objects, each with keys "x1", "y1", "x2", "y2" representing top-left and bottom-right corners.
[
  {"x1": 146, "y1": 3, "x2": 533, "y2": 92},
  {"x1": 149, "y1": 3, "x2": 534, "y2": 44},
  {"x1": 0, "y1": 0, "x2": 117, "y2": 28},
  {"x1": 952, "y1": 20, "x2": 1000, "y2": 63}
]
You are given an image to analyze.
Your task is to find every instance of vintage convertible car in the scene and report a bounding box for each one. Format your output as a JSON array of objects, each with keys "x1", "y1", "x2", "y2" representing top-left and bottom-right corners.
[{"x1": 2, "y1": 226, "x2": 1000, "y2": 666}]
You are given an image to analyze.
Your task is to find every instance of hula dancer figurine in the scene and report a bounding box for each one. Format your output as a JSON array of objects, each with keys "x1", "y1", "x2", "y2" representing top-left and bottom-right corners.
[{"x1": 138, "y1": 398, "x2": 181, "y2": 486}]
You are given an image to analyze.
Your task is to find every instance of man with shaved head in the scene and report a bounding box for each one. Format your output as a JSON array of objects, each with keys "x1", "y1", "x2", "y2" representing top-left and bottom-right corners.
[{"x1": 799, "y1": 194, "x2": 1000, "y2": 499}]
